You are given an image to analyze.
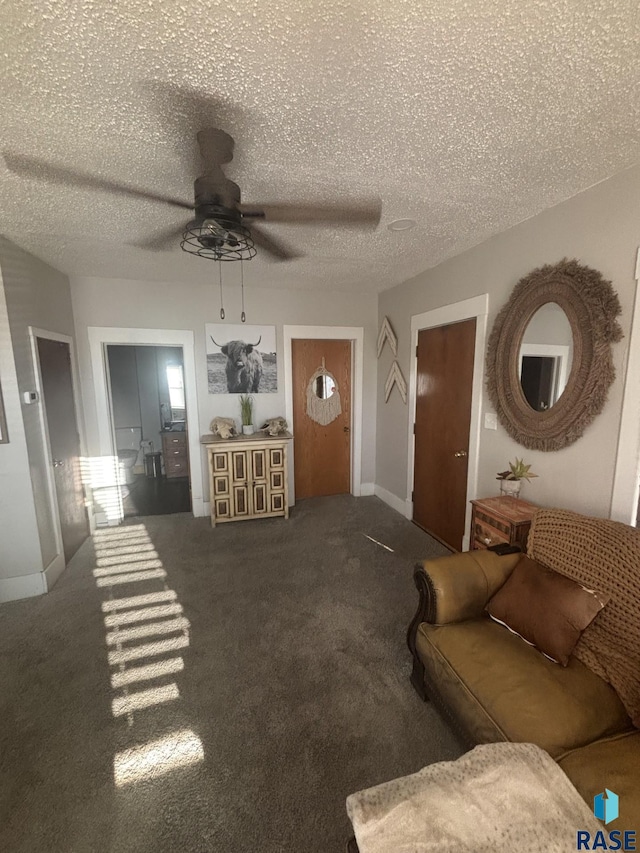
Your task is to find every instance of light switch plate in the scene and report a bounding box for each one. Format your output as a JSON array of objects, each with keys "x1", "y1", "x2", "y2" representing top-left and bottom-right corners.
[{"x1": 484, "y1": 412, "x2": 498, "y2": 430}]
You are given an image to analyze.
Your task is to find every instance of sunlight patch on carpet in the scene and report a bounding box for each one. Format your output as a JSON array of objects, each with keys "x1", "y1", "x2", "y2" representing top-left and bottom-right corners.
[
  {"x1": 93, "y1": 523, "x2": 205, "y2": 784},
  {"x1": 96, "y1": 551, "x2": 160, "y2": 567},
  {"x1": 101, "y1": 590, "x2": 177, "y2": 612},
  {"x1": 107, "y1": 635, "x2": 190, "y2": 666},
  {"x1": 106, "y1": 616, "x2": 190, "y2": 645},
  {"x1": 104, "y1": 602, "x2": 183, "y2": 627},
  {"x1": 113, "y1": 729, "x2": 204, "y2": 786},
  {"x1": 110, "y1": 657, "x2": 185, "y2": 689},
  {"x1": 96, "y1": 569, "x2": 167, "y2": 587},
  {"x1": 111, "y1": 683, "x2": 180, "y2": 717},
  {"x1": 93, "y1": 559, "x2": 164, "y2": 577}
]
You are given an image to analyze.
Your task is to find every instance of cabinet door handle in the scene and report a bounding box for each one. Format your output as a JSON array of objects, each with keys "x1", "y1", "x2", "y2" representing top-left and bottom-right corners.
[{"x1": 454, "y1": 450, "x2": 468, "y2": 458}]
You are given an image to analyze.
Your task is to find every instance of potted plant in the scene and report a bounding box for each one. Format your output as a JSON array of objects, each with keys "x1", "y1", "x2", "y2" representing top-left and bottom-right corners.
[
  {"x1": 496, "y1": 457, "x2": 538, "y2": 498},
  {"x1": 239, "y1": 394, "x2": 255, "y2": 435}
]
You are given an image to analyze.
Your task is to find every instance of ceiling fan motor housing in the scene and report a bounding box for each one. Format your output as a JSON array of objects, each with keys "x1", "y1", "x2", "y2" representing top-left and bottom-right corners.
[{"x1": 183, "y1": 175, "x2": 256, "y2": 259}]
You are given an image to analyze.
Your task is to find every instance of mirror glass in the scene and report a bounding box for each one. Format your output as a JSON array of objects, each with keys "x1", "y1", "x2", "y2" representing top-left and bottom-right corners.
[
  {"x1": 519, "y1": 302, "x2": 573, "y2": 411},
  {"x1": 314, "y1": 375, "x2": 336, "y2": 399}
]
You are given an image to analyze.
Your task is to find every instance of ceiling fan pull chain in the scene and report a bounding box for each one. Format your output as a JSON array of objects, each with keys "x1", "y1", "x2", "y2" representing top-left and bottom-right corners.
[
  {"x1": 240, "y1": 260, "x2": 246, "y2": 323},
  {"x1": 218, "y1": 263, "x2": 225, "y2": 320}
]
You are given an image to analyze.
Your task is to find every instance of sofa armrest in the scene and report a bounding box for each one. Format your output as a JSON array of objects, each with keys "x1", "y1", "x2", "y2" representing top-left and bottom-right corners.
[
  {"x1": 416, "y1": 549, "x2": 521, "y2": 626},
  {"x1": 406, "y1": 549, "x2": 522, "y2": 701}
]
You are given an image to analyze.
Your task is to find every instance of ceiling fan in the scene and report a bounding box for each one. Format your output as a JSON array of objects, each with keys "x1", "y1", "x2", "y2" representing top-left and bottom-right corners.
[{"x1": 3, "y1": 128, "x2": 381, "y2": 262}]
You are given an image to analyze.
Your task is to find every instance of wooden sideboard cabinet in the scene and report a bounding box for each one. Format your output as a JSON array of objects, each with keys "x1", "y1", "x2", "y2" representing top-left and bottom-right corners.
[
  {"x1": 161, "y1": 430, "x2": 189, "y2": 479},
  {"x1": 201, "y1": 433, "x2": 292, "y2": 527},
  {"x1": 470, "y1": 496, "x2": 537, "y2": 551}
]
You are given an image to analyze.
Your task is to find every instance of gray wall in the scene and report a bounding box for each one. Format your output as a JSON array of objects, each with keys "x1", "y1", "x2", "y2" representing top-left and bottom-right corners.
[
  {"x1": 376, "y1": 165, "x2": 640, "y2": 519},
  {"x1": 70, "y1": 277, "x2": 378, "y2": 501},
  {"x1": 0, "y1": 236, "x2": 77, "y2": 579}
]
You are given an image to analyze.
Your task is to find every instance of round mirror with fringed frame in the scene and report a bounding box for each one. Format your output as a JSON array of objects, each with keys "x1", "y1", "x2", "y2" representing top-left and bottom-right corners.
[{"x1": 486, "y1": 259, "x2": 623, "y2": 451}]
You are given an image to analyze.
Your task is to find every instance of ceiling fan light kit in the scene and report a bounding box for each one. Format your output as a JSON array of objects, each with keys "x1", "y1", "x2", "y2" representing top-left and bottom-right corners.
[{"x1": 180, "y1": 213, "x2": 257, "y2": 262}]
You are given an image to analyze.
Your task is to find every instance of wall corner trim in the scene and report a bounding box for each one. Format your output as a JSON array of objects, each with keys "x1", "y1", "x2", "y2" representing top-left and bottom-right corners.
[
  {"x1": 0, "y1": 571, "x2": 47, "y2": 604},
  {"x1": 374, "y1": 484, "x2": 409, "y2": 517},
  {"x1": 43, "y1": 553, "x2": 66, "y2": 592},
  {"x1": 611, "y1": 252, "x2": 640, "y2": 523}
]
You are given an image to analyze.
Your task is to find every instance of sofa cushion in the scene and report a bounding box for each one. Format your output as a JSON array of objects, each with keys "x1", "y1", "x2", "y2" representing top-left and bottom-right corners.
[
  {"x1": 486, "y1": 555, "x2": 608, "y2": 665},
  {"x1": 558, "y1": 731, "x2": 640, "y2": 832},
  {"x1": 416, "y1": 618, "x2": 632, "y2": 758}
]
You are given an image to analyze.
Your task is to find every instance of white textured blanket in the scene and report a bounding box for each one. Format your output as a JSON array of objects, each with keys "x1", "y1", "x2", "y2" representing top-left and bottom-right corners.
[{"x1": 346, "y1": 743, "x2": 602, "y2": 853}]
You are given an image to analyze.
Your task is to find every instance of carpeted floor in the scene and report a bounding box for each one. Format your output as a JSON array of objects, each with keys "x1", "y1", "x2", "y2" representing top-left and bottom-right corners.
[{"x1": 0, "y1": 495, "x2": 463, "y2": 853}]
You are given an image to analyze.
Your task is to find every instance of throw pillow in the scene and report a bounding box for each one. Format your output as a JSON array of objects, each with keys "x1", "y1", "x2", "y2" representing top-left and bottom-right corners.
[{"x1": 486, "y1": 555, "x2": 609, "y2": 666}]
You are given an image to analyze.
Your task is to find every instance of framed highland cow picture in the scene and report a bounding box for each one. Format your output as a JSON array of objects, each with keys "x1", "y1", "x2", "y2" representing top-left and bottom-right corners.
[{"x1": 206, "y1": 324, "x2": 277, "y2": 394}]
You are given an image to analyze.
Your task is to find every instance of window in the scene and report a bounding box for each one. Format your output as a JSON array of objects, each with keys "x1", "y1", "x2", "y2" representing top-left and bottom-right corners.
[{"x1": 166, "y1": 365, "x2": 185, "y2": 420}]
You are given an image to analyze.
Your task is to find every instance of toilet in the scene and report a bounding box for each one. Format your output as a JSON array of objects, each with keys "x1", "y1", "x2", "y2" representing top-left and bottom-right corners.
[{"x1": 115, "y1": 427, "x2": 143, "y2": 485}]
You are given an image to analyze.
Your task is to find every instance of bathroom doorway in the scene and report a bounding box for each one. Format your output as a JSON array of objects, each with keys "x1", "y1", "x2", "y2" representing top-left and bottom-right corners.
[{"x1": 106, "y1": 344, "x2": 191, "y2": 518}]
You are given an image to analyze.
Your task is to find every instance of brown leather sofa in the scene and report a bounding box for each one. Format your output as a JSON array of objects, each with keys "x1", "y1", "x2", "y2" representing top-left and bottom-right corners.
[{"x1": 407, "y1": 510, "x2": 640, "y2": 829}]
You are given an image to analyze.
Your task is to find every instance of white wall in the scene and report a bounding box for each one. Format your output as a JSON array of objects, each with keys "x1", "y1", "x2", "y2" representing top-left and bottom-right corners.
[
  {"x1": 376, "y1": 165, "x2": 640, "y2": 520},
  {"x1": 0, "y1": 236, "x2": 77, "y2": 586},
  {"x1": 70, "y1": 276, "x2": 378, "y2": 502}
]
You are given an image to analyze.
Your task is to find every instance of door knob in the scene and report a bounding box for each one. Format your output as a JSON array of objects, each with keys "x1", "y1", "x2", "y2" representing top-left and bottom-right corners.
[
  {"x1": 453, "y1": 450, "x2": 468, "y2": 458},
  {"x1": 53, "y1": 459, "x2": 65, "y2": 467},
  {"x1": 343, "y1": 426, "x2": 350, "y2": 433}
]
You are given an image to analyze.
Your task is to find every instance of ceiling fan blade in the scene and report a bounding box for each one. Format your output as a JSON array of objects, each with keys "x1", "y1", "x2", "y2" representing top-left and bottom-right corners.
[
  {"x1": 131, "y1": 223, "x2": 186, "y2": 251},
  {"x1": 239, "y1": 199, "x2": 381, "y2": 228},
  {"x1": 250, "y1": 224, "x2": 303, "y2": 261},
  {"x1": 3, "y1": 152, "x2": 193, "y2": 210}
]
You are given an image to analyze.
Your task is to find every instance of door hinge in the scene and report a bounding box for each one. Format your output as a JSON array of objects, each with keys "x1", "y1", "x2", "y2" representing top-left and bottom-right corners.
[
  {"x1": 413, "y1": 423, "x2": 416, "y2": 434},
  {"x1": 411, "y1": 490, "x2": 415, "y2": 502},
  {"x1": 415, "y1": 345, "x2": 419, "y2": 357}
]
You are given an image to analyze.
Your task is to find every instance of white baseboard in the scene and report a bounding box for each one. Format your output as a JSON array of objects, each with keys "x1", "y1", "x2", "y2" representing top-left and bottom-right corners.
[
  {"x1": 0, "y1": 571, "x2": 47, "y2": 604},
  {"x1": 43, "y1": 553, "x2": 66, "y2": 592},
  {"x1": 374, "y1": 484, "x2": 411, "y2": 518},
  {"x1": 360, "y1": 482, "x2": 375, "y2": 496},
  {"x1": 192, "y1": 497, "x2": 206, "y2": 518}
]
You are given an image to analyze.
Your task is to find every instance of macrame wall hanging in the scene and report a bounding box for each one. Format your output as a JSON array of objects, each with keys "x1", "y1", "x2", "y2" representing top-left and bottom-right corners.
[{"x1": 306, "y1": 358, "x2": 342, "y2": 425}]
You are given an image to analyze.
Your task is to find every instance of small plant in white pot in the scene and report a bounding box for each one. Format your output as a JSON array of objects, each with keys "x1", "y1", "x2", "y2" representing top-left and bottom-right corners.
[
  {"x1": 496, "y1": 458, "x2": 538, "y2": 498},
  {"x1": 239, "y1": 395, "x2": 255, "y2": 435}
]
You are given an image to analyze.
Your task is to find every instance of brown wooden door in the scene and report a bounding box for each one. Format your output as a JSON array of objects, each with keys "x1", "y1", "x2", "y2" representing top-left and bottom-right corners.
[
  {"x1": 37, "y1": 338, "x2": 89, "y2": 563},
  {"x1": 413, "y1": 319, "x2": 476, "y2": 551},
  {"x1": 292, "y1": 339, "x2": 351, "y2": 499}
]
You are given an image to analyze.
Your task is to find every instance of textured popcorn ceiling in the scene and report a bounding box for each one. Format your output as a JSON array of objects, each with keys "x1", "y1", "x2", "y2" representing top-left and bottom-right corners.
[{"x1": 1, "y1": 0, "x2": 639, "y2": 292}]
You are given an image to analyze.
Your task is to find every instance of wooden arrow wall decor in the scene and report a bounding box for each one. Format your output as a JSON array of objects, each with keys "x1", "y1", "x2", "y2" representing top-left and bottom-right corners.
[
  {"x1": 377, "y1": 316, "x2": 398, "y2": 358},
  {"x1": 385, "y1": 360, "x2": 407, "y2": 404}
]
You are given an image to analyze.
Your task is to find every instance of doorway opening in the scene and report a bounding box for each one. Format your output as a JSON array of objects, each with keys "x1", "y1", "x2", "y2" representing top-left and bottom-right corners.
[
  {"x1": 412, "y1": 319, "x2": 476, "y2": 551},
  {"x1": 407, "y1": 295, "x2": 489, "y2": 552},
  {"x1": 283, "y1": 325, "x2": 365, "y2": 504},
  {"x1": 106, "y1": 345, "x2": 191, "y2": 518},
  {"x1": 33, "y1": 333, "x2": 90, "y2": 566},
  {"x1": 291, "y1": 338, "x2": 352, "y2": 499}
]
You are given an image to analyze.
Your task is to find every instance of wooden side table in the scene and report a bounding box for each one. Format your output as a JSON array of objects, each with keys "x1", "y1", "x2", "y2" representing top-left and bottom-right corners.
[{"x1": 470, "y1": 496, "x2": 536, "y2": 551}]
